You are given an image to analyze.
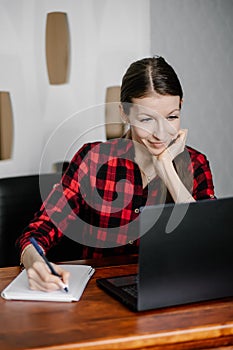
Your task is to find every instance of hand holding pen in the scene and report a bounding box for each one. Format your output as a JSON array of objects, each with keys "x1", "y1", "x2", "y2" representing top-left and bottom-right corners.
[{"x1": 29, "y1": 237, "x2": 69, "y2": 293}]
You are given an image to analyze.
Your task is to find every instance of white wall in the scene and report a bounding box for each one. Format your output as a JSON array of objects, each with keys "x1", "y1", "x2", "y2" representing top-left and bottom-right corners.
[
  {"x1": 150, "y1": 0, "x2": 233, "y2": 198},
  {"x1": 0, "y1": 0, "x2": 150, "y2": 176}
]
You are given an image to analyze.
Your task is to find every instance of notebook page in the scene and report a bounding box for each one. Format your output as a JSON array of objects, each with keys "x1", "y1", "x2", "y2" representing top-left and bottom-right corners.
[{"x1": 1, "y1": 265, "x2": 95, "y2": 302}]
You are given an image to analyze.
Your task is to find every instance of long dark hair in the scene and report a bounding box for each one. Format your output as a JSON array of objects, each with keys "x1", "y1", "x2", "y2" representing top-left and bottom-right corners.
[{"x1": 120, "y1": 56, "x2": 193, "y2": 200}]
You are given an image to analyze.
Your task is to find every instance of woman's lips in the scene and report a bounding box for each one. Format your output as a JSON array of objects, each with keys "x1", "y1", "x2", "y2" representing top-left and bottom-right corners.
[{"x1": 147, "y1": 140, "x2": 166, "y2": 148}]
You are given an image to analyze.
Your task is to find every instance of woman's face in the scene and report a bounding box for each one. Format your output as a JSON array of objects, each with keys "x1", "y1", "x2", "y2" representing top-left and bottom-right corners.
[{"x1": 127, "y1": 93, "x2": 181, "y2": 156}]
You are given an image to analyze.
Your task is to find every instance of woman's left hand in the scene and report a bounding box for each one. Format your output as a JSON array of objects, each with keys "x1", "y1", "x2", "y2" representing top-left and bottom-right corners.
[
  {"x1": 158, "y1": 129, "x2": 188, "y2": 163},
  {"x1": 151, "y1": 128, "x2": 194, "y2": 203},
  {"x1": 152, "y1": 129, "x2": 188, "y2": 184}
]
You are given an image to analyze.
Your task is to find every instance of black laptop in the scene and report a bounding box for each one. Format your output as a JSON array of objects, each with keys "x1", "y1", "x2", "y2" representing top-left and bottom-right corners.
[{"x1": 96, "y1": 197, "x2": 233, "y2": 311}]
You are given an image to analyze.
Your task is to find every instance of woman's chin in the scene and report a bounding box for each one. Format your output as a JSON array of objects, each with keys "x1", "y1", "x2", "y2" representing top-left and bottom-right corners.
[{"x1": 147, "y1": 146, "x2": 166, "y2": 157}]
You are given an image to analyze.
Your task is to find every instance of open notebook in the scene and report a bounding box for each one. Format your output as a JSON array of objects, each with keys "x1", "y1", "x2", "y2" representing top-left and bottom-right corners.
[{"x1": 1, "y1": 264, "x2": 95, "y2": 302}]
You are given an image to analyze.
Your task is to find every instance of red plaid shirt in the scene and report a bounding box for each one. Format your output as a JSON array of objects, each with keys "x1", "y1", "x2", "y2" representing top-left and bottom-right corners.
[{"x1": 17, "y1": 138, "x2": 215, "y2": 259}]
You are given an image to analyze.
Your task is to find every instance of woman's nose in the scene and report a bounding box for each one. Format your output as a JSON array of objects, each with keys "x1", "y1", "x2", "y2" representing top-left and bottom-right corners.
[
  {"x1": 152, "y1": 119, "x2": 166, "y2": 140},
  {"x1": 152, "y1": 117, "x2": 176, "y2": 140}
]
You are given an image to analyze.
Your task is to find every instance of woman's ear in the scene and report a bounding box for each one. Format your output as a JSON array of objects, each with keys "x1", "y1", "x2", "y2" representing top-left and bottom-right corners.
[{"x1": 119, "y1": 104, "x2": 129, "y2": 124}]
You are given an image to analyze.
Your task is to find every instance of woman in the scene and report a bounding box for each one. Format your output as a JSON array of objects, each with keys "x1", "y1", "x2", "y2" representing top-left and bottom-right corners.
[{"x1": 16, "y1": 56, "x2": 215, "y2": 291}]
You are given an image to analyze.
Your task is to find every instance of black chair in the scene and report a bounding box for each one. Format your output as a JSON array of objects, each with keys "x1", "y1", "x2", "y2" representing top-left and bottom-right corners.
[{"x1": 0, "y1": 173, "x2": 83, "y2": 267}]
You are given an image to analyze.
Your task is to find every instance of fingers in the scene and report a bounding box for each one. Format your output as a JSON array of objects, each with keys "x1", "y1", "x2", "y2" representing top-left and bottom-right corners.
[
  {"x1": 158, "y1": 128, "x2": 189, "y2": 162},
  {"x1": 27, "y1": 261, "x2": 70, "y2": 292},
  {"x1": 52, "y1": 263, "x2": 70, "y2": 286},
  {"x1": 168, "y1": 129, "x2": 187, "y2": 147},
  {"x1": 58, "y1": 269, "x2": 70, "y2": 286},
  {"x1": 178, "y1": 128, "x2": 188, "y2": 142},
  {"x1": 171, "y1": 128, "x2": 188, "y2": 149}
]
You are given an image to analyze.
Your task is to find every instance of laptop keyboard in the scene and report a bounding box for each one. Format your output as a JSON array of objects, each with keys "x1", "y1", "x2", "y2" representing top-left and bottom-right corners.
[{"x1": 122, "y1": 284, "x2": 138, "y2": 298}]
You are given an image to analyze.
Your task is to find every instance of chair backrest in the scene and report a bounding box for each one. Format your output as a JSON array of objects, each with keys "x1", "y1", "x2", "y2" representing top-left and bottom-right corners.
[
  {"x1": 0, "y1": 173, "x2": 82, "y2": 267},
  {"x1": 105, "y1": 86, "x2": 126, "y2": 139}
]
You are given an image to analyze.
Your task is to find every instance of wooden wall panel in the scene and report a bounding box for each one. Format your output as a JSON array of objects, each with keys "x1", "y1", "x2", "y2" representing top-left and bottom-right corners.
[
  {"x1": 105, "y1": 86, "x2": 125, "y2": 139},
  {"x1": 46, "y1": 12, "x2": 70, "y2": 85},
  {"x1": 0, "y1": 92, "x2": 13, "y2": 160}
]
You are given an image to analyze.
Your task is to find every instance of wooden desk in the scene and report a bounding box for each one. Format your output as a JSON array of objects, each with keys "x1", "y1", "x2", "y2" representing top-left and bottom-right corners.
[{"x1": 0, "y1": 257, "x2": 233, "y2": 350}]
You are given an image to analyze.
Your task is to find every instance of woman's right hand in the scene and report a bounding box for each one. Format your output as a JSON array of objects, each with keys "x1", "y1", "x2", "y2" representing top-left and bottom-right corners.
[{"x1": 21, "y1": 244, "x2": 70, "y2": 292}]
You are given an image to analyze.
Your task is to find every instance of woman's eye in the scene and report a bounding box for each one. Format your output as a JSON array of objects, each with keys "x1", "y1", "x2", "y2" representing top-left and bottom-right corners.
[
  {"x1": 167, "y1": 115, "x2": 179, "y2": 121},
  {"x1": 140, "y1": 117, "x2": 153, "y2": 122}
]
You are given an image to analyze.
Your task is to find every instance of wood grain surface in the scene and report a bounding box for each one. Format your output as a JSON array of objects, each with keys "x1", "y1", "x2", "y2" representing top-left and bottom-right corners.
[{"x1": 0, "y1": 257, "x2": 233, "y2": 350}]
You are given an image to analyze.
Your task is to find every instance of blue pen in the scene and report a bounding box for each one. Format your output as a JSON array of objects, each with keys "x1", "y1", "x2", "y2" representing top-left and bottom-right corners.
[{"x1": 29, "y1": 237, "x2": 69, "y2": 292}]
